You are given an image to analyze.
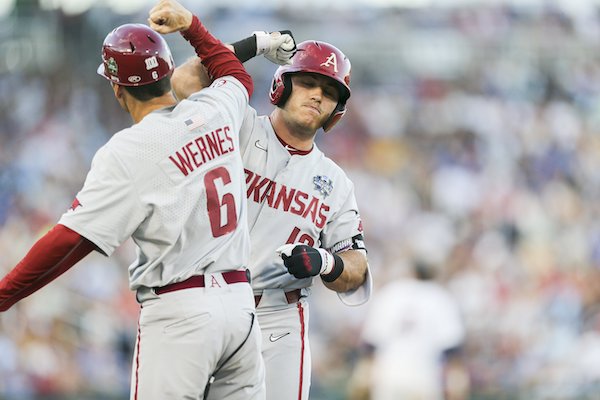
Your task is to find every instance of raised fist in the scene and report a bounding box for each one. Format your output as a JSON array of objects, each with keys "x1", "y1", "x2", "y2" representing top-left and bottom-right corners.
[
  {"x1": 254, "y1": 30, "x2": 297, "y2": 65},
  {"x1": 148, "y1": 0, "x2": 194, "y2": 34}
]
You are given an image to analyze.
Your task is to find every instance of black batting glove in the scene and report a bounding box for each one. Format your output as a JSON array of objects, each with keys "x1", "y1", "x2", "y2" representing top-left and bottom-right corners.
[{"x1": 276, "y1": 244, "x2": 344, "y2": 281}]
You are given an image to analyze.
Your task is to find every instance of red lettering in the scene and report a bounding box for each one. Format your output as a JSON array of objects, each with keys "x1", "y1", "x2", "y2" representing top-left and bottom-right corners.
[
  {"x1": 210, "y1": 275, "x2": 222, "y2": 287},
  {"x1": 316, "y1": 203, "x2": 329, "y2": 229},
  {"x1": 224, "y1": 126, "x2": 234, "y2": 152},
  {"x1": 169, "y1": 151, "x2": 193, "y2": 176},
  {"x1": 261, "y1": 181, "x2": 276, "y2": 207},
  {"x1": 185, "y1": 142, "x2": 202, "y2": 168},
  {"x1": 274, "y1": 185, "x2": 295, "y2": 211},
  {"x1": 195, "y1": 135, "x2": 212, "y2": 164},
  {"x1": 206, "y1": 131, "x2": 222, "y2": 157},
  {"x1": 248, "y1": 177, "x2": 271, "y2": 202},
  {"x1": 242, "y1": 169, "x2": 330, "y2": 232},
  {"x1": 290, "y1": 191, "x2": 308, "y2": 216},
  {"x1": 303, "y1": 196, "x2": 320, "y2": 222},
  {"x1": 167, "y1": 125, "x2": 234, "y2": 177},
  {"x1": 214, "y1": 127, "x2": 228, "y2": 154},
  {"x1": 245, "y1": 169, "x2": 254, "y2": 185}
]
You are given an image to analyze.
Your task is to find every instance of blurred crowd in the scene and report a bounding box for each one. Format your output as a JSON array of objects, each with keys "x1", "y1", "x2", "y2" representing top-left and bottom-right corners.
[{"x1": 2, "y1": 3, "x2": 600, "y2": 400}]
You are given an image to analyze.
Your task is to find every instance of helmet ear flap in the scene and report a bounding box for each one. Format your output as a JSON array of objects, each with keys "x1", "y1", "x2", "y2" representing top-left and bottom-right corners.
[
  {"x1": 278, "y1": 74, "x2": 293, "y2": 107},
  {"x1": 322, "y1": 102, "x2": 346, "y2": 133}
]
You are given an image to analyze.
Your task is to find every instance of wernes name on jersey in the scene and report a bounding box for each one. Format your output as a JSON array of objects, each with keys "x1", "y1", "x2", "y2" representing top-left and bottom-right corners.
[
  {"x1": 168, "y1": 125, "x2": 234, "y2": 177},
  {"x1": 245, "y1": 169, "x2": 329, "y2": 229}
]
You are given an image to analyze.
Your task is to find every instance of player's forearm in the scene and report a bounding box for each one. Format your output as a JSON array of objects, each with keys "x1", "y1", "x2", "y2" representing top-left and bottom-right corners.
[
  {"x1": 321, "y1": 250, "x2": 368, "y2": 293},
  {"x1": 181, "y1": 16, "x2": 253, "y2": 96},
  {"x1": 0, "y1": 224, "x2": 96, "y2": 311}
]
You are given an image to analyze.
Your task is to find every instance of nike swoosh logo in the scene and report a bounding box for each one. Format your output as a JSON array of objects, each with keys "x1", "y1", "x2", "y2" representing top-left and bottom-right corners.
[
  {"x1": 269, "y1": 332, "x2": 290, "y2": 342},
  {"x1": 255, "y1": 140, "x2": 267, "y2": 152}
]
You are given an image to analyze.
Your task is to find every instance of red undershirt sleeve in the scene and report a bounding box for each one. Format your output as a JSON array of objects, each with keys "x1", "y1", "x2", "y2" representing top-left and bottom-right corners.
[
  {"x1": 180, "y1": 15, "x2": 253, "y2": 97},
  {"x1": 0, "y1": 224, "x2": 97, "y2": 311}
]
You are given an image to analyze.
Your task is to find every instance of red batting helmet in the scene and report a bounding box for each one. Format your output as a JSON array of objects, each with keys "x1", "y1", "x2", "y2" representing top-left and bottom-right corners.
[
  {"x1": 97, "y1": 24, "x2": 174, "y2": 87},
  {"x1": 269, "y1": 40, "x2": 351, "y2": 132}
]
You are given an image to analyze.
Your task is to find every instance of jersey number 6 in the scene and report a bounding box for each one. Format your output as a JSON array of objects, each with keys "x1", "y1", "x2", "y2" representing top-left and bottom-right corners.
[{"x1": 205, "y1": 166, "x2": 237, "y2": 238}]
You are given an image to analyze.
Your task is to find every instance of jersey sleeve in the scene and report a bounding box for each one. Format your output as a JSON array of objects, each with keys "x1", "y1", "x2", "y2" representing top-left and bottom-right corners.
[
  {"x1": 320, "y1": 180, "x2": 364, "y2": 250},
  {"x1": 337, "y1": 264, "x2": 372, "y2": 306},
  {"x1": 58, "y1": 146, "x2": 147, "y2": 256},
  {"x1": 320, "y1": 178, "x2": 372, "y2": 305}
]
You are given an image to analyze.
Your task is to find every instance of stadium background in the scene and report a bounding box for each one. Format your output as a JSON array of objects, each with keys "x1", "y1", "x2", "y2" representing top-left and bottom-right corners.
[{"x1": 2, "y1": 0, "x2": 600, "y2": 398}]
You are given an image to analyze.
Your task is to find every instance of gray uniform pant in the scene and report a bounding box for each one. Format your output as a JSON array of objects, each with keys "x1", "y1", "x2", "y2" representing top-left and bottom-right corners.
[{"x1": 131, "y1": 281, "x2": 265, "y2": 400}]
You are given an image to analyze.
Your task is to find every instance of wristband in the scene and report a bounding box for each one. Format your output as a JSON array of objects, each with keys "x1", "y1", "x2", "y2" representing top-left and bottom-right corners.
[
  {"x1": 321, "y1": 254, "x2": 344, "y2": 283},
  {"x1": 231, "y1": 35, "x2": 257, "y2": 63}
]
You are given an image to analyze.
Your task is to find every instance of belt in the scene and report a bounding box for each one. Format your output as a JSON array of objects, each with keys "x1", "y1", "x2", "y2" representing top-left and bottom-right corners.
[
  {"x1": 154, "y1": 270, "x2": 249, "y2": 295},
  {"x1": 254, "y1": 289, "x2": 302, "y2": 307}
]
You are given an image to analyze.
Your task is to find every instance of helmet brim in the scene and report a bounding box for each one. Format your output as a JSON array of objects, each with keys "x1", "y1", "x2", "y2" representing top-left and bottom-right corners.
[{"x1": 97, "y1": 63, "x2": 108, "y2": 80}]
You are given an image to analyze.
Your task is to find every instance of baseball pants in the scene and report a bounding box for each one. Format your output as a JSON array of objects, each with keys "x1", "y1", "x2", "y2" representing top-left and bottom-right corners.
[
  {"x1": 131, "y1": 280, "x2": 265, "y2": 400},
  {"x1": 256, "y1": 289, "x2": 311, "y2": 400}
]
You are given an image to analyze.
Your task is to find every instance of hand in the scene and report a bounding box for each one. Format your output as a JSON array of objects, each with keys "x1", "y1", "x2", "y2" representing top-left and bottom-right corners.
[
  {"x1": 276, "y1": 243, "x2": 334, "y2": 279},
  {"x1": 254, "y1": 30, "x2": 297, "y2": 65},
  {"x1": 148, "y1": 0, "x2": 194, "y2": 34}
]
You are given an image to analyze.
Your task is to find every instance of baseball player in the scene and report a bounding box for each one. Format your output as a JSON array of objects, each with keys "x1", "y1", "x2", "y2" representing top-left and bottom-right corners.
[
  {"x1": 172, "y1": 39, "x2": 372, "y2": 399},
  {"x1": 0, "y1": 1, "x2": 265, "y2": 399},
  {"x1": 358, "y1": 261, "x2": 467, "y2": 400}
]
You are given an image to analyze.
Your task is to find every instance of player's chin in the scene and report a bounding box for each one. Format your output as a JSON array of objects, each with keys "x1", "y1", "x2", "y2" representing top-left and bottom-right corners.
[
  {"x1": 298, "y1": 113, "x2": 326, "y2": 131},
  {"x1": 302, "y1": 120, "x2": 324, "y2": 133}
]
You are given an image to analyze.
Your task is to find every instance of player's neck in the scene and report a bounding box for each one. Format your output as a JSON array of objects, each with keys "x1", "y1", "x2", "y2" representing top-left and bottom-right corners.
[
  {"x1": 129, "y1": 93, "x2": 178, "y2": 124},
  {"x1": 269, "y1": 109, "x2": 315, "y2": 151}
]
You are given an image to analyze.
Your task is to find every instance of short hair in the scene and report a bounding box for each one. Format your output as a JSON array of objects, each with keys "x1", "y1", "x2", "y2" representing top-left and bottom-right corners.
[{"x1": 123, "y1": 75, "x2": 172, "y2": 101}]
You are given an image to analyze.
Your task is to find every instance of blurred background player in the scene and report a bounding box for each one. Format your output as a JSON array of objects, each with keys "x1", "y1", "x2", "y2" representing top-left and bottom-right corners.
[
  {"x1": 352, "y1": 260, "x2": 468, "y2": 400},
  {"x1": 171, "y1": 39, "x2": 371, "y2": 399},
  {"x1": 0, "y1": 0, "x2": 265, "y2": 398}
]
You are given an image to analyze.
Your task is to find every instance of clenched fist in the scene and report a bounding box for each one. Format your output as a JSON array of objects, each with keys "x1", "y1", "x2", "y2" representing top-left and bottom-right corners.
[
  {"x1": 254, "y1": 30, "x2": 297, "y2": 65},
  {"x1": 148, "y1": 0, "x2": 193, "y2": 34},
  {"x1": 277, "y1": 244, "x2": 335, "y2": 279}
]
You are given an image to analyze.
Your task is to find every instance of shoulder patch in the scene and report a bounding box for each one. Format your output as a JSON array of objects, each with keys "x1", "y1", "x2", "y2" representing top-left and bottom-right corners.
[{"x1": 313, "y1": 175, "x2": 333, "y2": 198}]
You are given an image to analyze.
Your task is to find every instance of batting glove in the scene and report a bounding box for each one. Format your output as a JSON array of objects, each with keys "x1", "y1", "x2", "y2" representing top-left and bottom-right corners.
[
  {"x1": 254, "y1": 30, "x2": 296, "y2": 65},
  {"x1": 276, "y1": 244, "x2": 344, "y2": 281}
]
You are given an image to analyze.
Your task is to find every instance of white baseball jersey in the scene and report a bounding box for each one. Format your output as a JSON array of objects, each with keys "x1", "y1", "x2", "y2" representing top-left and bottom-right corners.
[
  {"x1": 361, "y1": 279, "x2": 465, "y2": 400},
  {"x1": 238, "y1": 107, "x2": 367, "y2": 296},
  {"x1": 59, "y1": 76, "x2": 250, "y2": 290},
  {"x1": 237, "y1": 107, "x2": 370, "y2": 400}
]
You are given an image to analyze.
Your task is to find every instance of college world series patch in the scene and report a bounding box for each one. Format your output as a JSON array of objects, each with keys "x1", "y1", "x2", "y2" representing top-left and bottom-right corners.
[{"x1": 313, "y1": 175, "x2": 333, "y2": 198}]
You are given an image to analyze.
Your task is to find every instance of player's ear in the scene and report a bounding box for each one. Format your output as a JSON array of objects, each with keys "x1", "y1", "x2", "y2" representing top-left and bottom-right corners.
[{"x1": 112, "y1": 82, "x2": 123, "y2": 99}]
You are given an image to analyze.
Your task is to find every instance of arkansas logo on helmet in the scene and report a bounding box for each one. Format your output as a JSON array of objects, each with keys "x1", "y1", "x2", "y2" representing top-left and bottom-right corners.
[
  {"x1": 269, "y1": 40, "x2": 351, "y2": 132},
  {"x1": 97, "y1": 24, "x2": 174, "y2": 87}
]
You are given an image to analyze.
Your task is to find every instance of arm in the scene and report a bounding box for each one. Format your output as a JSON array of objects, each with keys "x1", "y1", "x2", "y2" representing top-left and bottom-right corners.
[
  {"x1": 148, "y1": 0, "x2": 253, "y2": 96},
  {"x1": 277, "y1": 244, "x2": 368, "y2": 293},
  {"x1": 171, "y1": 31, "x2": 296, "y2": 101},
  {"x1": 322, "y1": 249, "x2": 367, "y2": 292},
  {"x1": 171, "y1": 57, "x2": 212, "y2": 101},
  {"x1": 0, "y1": 224, "x2": 97, "y2": 311},
  {"x1": 443, "y1": 347, "x2": 470, "y2": 400}
]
